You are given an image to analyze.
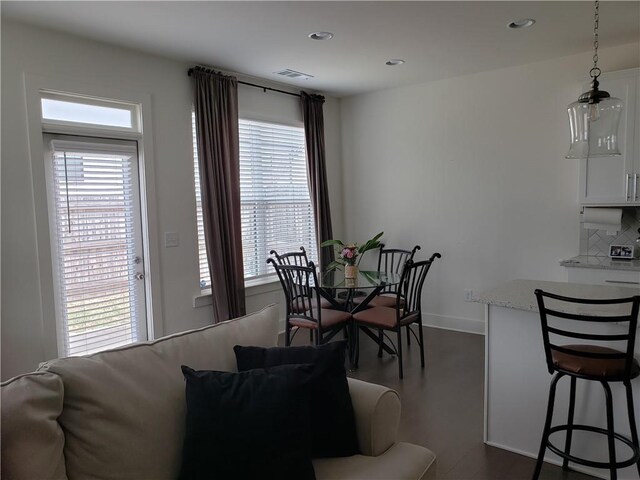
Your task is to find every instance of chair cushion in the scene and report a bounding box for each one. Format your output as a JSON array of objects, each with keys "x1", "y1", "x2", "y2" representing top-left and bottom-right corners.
[
  {"x1": 353, "y1": 307, "x2": 419, "y2": 329},
  {"x1": 179, "y1": 365, "x2": 316, "y2": 480},
  {"x1": 552, "y1": 344, "x2": 640, "y2": 379},
  {"x1": 290, "y1": 308, "x2": 352, "y2": 330},
  {"x1": 369, "y1": 295, "x2": 402, "y2": 308},
  {"x1": 354, "y1": 294, "x2": 404, "y2": 309},
  {"x1": 234, "y1": 341, "x2": 359, "y2": 458},
  {"x1": 38, "y1": 305, "x2": 279, "y2": 480},
  {"x1": 291, "y1": 297, "x2": 345, "y2": 313},
  {"x1": 1, "y1": 372, "x2": 67, "y2": 480}
]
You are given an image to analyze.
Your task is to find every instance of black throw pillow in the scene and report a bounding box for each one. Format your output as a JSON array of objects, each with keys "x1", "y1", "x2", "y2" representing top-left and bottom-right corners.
[
  {"x1": 234, "y1": 341, "x2": 359, "y2": 458},
  {"x1": 179, "y1": 364, "x2": 316, "y2": 480}
]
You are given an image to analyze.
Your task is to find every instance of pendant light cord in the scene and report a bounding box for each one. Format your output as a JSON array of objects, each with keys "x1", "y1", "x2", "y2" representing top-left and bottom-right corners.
[{"x1": 590, "y1": 0, "x2": 601, "y2": 79}]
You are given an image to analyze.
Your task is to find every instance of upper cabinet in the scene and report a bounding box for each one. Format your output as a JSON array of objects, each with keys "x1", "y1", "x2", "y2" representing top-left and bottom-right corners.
[{"x1": 579, "y1": 68, "x2": 640, "y2": 205}]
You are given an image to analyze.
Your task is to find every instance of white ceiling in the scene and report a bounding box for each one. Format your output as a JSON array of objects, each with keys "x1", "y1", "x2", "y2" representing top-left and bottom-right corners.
[{"x1": 2, "y1": 1, "x2": 639, "y2": 97}]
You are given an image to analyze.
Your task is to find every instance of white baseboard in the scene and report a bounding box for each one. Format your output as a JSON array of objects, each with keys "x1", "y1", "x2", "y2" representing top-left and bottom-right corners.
[{"x1": 421, "y1": 313, "x2": 485, "y2": 335}]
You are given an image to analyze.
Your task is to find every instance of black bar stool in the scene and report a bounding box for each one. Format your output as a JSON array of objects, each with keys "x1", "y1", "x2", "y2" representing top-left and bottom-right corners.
[{"x1": 532, "y1": 290, "x2": 640, "y2": 480}]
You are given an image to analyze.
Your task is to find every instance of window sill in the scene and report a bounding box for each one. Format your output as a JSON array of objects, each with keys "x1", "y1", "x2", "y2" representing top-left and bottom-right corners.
[{"x1": 193, "y1": 275, "x2": 281, "y2": 308}]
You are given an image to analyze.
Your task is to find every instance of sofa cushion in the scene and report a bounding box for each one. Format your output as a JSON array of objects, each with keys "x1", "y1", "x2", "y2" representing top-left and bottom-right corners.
[
  {"x1": 235, "y1": 341, "x2": 359, "y2": 458},
  {"x1": 38, "y1": 305, "x2": 279, "y2": 480},
  {"x1": 313, "y1": 442, "x2": 436, "y2": 480},
  {"x1": 1, "y1": 372, "x2": 67, "y2": 480},
  {"x1": 179, "y1": 365, "x2": 316, "y2": 480}
]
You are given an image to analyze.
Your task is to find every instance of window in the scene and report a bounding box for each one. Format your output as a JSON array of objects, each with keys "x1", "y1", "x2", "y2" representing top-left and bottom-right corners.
[
  {"x1": 42, "y1": 93, "x2": 148, "y2": 357},
  {"x1": 192, "y1": 112, "x2": 211, "y2": 288},
  {"x1": 41, "y1": 91, "x2": 140, "y2": 132},
  {"x1": 193, "y1": 116, "x2": 317, "y2": 284}
]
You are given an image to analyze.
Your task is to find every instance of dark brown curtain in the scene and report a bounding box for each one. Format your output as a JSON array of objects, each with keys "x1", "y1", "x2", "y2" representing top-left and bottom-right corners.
[
  {"x1": 192, "y1": 67, "x2": 246, "y2": 320},
  {"x1": 301, "y1": 92, "x2": 334, "y2": 270}
]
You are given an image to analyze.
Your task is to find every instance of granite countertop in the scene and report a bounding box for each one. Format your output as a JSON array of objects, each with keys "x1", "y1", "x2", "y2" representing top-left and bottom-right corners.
[
  {"x1": 472, "y1": 279, "x2": 640, "y2": 315},
  {"x1": 560, "y1": 255, "x2": 640, "y2": 271}
]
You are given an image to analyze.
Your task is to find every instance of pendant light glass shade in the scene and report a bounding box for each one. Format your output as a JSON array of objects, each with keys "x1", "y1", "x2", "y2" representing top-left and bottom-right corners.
[{"x1": 566, "y1": 94, "x2": 623, "y2": 158}]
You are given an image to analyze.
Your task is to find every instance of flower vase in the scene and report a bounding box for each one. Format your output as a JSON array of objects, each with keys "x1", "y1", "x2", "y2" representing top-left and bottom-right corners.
[{"x1": 345, "y1": 265, "x2": 358, "y2": 279}]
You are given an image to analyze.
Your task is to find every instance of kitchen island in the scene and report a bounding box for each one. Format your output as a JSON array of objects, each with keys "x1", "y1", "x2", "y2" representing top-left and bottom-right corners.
[{"x1": 474, "y1": 279, "x2": 640, "y2": 480}]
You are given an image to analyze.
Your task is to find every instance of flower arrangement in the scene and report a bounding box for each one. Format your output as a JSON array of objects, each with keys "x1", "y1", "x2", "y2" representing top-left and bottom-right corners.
[{"x1": 321, "y1": 232, "x2": 383, "y2": 272}]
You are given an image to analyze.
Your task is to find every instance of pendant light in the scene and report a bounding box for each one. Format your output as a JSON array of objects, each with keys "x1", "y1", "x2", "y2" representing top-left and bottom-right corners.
[{"x1": 566, "y1": 1, "x2": 622, "y2": 159}]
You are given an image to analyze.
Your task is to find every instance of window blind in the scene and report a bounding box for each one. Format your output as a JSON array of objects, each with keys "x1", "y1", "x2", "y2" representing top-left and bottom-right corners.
[
  {"x1": 239, "y1": 119, "x2": 317, "y2": 279},
  {"x1": 192, "y1": 112, "x2": 212, "y2": 288},
  {"x1": 50, "y1": 140, "x2": 142, "y2": 356},
  {"x1": 192, "y1": 116, "x2": 318, "y2": 284}
]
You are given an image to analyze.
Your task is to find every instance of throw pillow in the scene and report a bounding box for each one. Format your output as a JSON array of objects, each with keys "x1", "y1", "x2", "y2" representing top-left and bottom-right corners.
[
  {"x1": 234, "y1": 341, "x2": 359, "y2": 458},
  {"x1": 179, "y1": 364, "x2": 316, "y2": 480}
]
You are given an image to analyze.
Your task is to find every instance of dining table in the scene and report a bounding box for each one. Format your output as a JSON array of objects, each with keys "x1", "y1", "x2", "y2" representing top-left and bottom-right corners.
[{"x1": 316, "y1": 269, "x2": 401, "y2": 368}]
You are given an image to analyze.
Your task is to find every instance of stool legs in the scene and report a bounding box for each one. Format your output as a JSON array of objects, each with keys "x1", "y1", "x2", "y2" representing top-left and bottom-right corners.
[
  {"x1": 624, "y1": 381, "x2": 640, "y2": 476},
  {"x1": 562, "y1": 376, "x2": 577, "y2": 470},
  {"x1": 533, "y1": 372, "x2": 563, "y2": 480},
  {"x1": 602, "y1": 381, "x2": 617, "y2": 480}
]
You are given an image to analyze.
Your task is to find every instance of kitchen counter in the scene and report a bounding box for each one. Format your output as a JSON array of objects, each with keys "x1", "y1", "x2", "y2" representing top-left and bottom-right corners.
[
  {"x1": 472, "y1": 278, "x2": 640, "y2": 314},
  {"x1": 479, "y1": 279, "x2": 640, "y2": 479},
  {"x1": 560, "y1": 255, "x2": 640, "y2": 271}
]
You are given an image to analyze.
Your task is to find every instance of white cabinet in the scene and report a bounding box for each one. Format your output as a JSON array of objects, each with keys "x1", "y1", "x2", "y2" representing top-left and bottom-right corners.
[
  {"x1": 566, "y1": 266, "x2": 640, "y2": 286},
  {"x1": 579, "y1": 68, "x2": 640, "y2": 205}
]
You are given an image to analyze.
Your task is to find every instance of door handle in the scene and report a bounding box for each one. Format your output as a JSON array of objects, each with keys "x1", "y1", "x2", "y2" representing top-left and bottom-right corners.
[
  {"x1": 626, "y1": 174, "x2": 631, "y2": 200},
  {"x1": 634, "y1": 173, "x2": 638, "y2": 202}
]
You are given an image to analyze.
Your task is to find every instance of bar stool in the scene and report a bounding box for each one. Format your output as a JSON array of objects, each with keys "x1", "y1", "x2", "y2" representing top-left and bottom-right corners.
[{"x1": 532, "y1": 289, "x2": 640, "y2": 480}]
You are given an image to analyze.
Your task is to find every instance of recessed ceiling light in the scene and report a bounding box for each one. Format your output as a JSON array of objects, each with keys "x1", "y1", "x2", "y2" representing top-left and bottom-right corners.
[
  {"x1": 308, "y1": 31, "x2": 334, "y2": 41},
  {"x1": 385, "y1": 59, "x2": 405, "y2": 66},
  {"x1": 507, "y1": 18, "x2": 536, "y2": 29}
]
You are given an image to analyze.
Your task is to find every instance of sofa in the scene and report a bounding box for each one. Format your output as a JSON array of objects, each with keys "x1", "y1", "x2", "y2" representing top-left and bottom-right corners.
[{"x1": 1, "y1": 304, "x2": 436, "y2": 480}]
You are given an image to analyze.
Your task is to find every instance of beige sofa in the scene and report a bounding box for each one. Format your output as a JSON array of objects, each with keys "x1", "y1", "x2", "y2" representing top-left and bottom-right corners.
[{"x1": 1, "y1": 305, "x2": 436, "y2": 480}]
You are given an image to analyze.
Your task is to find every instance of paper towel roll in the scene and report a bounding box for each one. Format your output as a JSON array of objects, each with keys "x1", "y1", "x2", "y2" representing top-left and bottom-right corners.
[{"x1": 581, "y1": 207, "x2": 622, "y2": 232}]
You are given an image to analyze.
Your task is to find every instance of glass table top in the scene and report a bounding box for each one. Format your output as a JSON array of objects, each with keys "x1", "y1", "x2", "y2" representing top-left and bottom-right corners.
[{"x1": 320, "y1": 270, "x2": 401, "y2": 289}]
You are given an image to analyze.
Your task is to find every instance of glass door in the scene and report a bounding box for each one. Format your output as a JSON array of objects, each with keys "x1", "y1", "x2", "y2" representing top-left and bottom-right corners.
[{"x1": 44, "y1": 135, "x2": 148, "y2": 356}]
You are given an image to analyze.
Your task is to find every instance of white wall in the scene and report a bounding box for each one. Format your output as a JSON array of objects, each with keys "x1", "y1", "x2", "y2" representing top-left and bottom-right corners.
[
  {"x1": 340, "y1": 42, "x2": 640, "y2": 334},
  {"x1": 1, "y1": 20, "x2": 343, "y2": 380}
]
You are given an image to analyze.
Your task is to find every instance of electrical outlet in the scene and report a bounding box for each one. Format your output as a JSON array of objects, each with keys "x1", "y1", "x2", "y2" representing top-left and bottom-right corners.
[
  {"x1": 464, "y1": 289, "x2": 473, "y2": 301},
  {"x1": 164, "y1": 231, "x2": 179, "y2": 248}
]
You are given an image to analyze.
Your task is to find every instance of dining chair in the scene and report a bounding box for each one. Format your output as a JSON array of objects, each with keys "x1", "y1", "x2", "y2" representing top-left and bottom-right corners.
[
  {"x1": 267, "y1": 258, "x2": 352, "y2": 347},
  {"x1": 352, "y1": 253, "x2": 441, "y2": 379},
  {"x1": 269, "y1": 247, "x2": 343, "y2": 314},
  {"x1": 269, "y1": 246, "x2": 309, "y2": 267},
  {"x1": 355, "y1": 244, "x2": 421, "y2": 345}
]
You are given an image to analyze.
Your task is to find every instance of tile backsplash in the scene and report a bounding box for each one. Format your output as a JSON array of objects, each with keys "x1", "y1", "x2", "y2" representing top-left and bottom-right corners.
[{"x1": 580, "y1": 207, "x2": 640, "y2": 256}]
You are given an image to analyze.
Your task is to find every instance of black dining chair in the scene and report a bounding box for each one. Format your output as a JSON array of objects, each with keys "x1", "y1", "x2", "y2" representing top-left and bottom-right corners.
[
  {"x1": 268, "y1": 258, "x2": 351, "y2": 347},
  {"x1": 354, "y1": 244, "x2": 421, "y2": 345},
  {"x1": 269, "y1": 246, "x2": 340, "y2": 309},
  {"x1": 352, "y1": 253, "x2": 441, "y2": 379},
  {"x1": 269, "y1": 246, "x2": 310, "y2": 267},
  {"x1": 532, "y1": 290, "x2": 640, "y2": 480}
]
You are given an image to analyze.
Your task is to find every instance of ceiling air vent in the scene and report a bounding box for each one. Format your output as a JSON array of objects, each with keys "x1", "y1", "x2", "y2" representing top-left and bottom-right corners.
[{"x1": 274, "y1": 69, "x2": 314, "y2": 80}]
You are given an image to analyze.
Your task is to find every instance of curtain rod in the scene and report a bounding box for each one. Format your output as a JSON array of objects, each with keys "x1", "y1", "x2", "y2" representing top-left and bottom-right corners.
[{"x1": 187, "y1": 67, "x2": 324, "y2": 101}]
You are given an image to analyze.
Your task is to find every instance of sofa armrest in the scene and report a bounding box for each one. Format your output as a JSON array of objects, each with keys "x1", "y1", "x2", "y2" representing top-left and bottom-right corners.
[{"x1": 347, "y1": 377, "x2": 401, "y2": 457}]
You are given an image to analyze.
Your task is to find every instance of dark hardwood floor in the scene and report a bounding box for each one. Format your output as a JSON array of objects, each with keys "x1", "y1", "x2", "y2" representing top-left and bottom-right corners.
[{"x1": 285, "y1": 326, "x2": 596, "y2": 480}]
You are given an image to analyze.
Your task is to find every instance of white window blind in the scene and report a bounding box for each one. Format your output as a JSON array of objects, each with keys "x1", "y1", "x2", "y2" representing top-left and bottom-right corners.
[
  {"x1": 192, "y1": 116, "x2": 317, "y2": 283},
  {"x1": 50, "y1": 140, "x2": 143, "y2": 356},
  {"x1": 192, "y1": 112, "x2": 211, "y2": 288},
  {"x1": 239, "y1": 119, "x2": 317, "y2": 279}
]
